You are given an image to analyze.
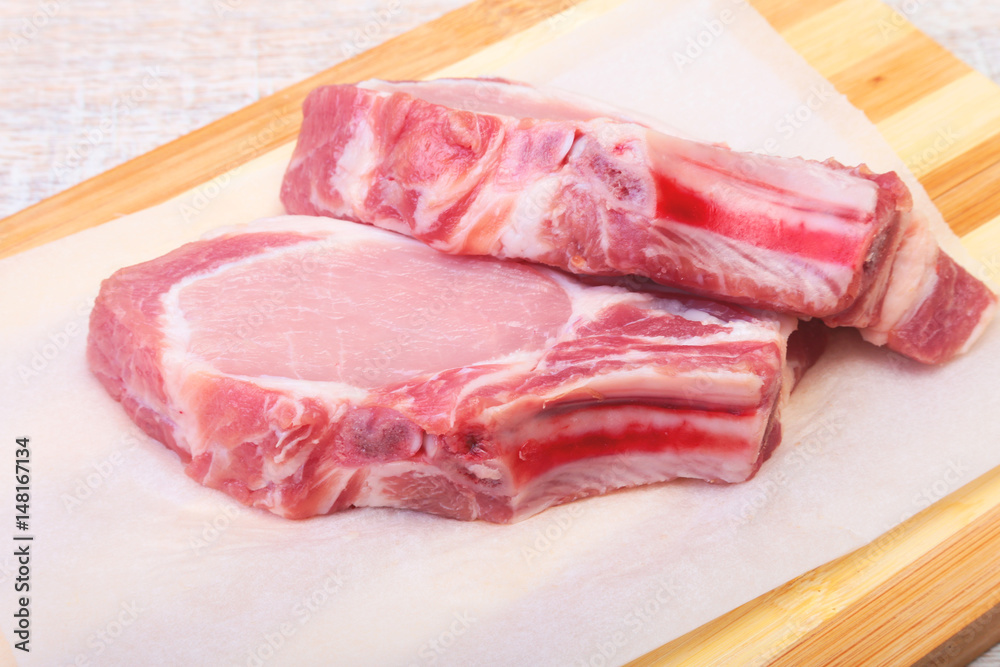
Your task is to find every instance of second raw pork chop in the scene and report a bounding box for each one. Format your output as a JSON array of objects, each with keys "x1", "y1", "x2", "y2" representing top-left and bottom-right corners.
[
  {"x1": 87, "y1": 216, "x2": 815, "y2": 522},
  {"x1": 281, "y1": 78, "x2": 997, "y2": 364}
]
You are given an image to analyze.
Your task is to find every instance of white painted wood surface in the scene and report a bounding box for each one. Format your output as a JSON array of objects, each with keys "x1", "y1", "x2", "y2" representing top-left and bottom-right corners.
[
  {"x1": 0, "y1": 0, "x2": 998, "y2": 663},
  {"x1": 0, "y1": 0, "x2": 469, "y2": 219},
  {"x1": 2, "y1": 1, "x2": 998, "y2": 221}
]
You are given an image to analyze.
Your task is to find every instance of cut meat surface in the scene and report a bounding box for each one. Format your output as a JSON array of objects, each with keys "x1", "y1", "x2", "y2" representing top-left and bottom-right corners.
[
  {"x1": 280, "y1": 77, "x2": 997, "y2": 364},
  {"x1": 87, "y1": 216, "x2": 815, "y2": 523}
]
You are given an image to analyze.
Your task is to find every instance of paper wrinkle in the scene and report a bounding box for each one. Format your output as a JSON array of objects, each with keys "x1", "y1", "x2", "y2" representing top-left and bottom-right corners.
[{"x1": 2, "y1": 0, "x2": 999, "y2": 664}]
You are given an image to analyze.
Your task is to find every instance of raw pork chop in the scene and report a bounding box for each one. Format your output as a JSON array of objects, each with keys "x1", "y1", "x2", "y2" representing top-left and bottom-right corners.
[
  {"x1": 87, "y1": 216, "x2": 817, "y2": 523},
  {"x1": 280, "y1": 78, "x2": 997, "y2": 364}
]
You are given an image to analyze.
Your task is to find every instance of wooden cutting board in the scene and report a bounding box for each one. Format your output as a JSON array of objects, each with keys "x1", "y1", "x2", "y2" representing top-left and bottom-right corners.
[{"x1": 2, "y1": 0, "x2": 999, "y2": 664}]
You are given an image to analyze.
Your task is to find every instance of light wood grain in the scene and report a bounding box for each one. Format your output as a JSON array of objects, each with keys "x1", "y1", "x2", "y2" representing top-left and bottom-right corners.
[
  {"x1": 915, "y1": 601, "x2": 1000, "y2": 667},
  {"x1": 2, "y1": 0, "x2": 1000, "y2": 664},
  {"x1": 826, "y1": 29, "x2": 973, "y2": 125},
  {"x1": 0, "y1": 0, "x2": 468, "y2": 219},
  {"x1": 781, "y1": 0, "x2": 918, "y2": 79}
]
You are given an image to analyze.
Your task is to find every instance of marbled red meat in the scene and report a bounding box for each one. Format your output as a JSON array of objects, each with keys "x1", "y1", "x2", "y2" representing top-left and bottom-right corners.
[
  {"x1": 87, "y1": 216, "x2": 816, "y2": 522},
  {"x1": 280, "y1": 78, "x2": 996, "y2": 364}
]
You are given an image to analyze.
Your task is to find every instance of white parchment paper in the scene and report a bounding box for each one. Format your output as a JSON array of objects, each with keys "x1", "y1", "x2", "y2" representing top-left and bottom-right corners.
[{"x1": 2, "y1": 0, "x2": 999, "y2": 665}]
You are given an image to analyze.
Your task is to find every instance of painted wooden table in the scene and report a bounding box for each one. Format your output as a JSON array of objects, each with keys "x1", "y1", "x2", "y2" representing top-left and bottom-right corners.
[
  {"x1": 1, "y1": 0, "x2": 998, "y2": 221},
  {"x1": 1, "y1": 1, "x2": 999, "y2": 665}
]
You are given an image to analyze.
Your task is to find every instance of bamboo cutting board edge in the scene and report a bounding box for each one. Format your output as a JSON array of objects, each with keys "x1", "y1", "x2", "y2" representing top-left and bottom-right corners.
[
  {"x1": 2, "y1": 0, "x2": 1000, "y2": 665},
  {"x1": 627, "y1": 462, "x2": 1000, "y2": 666}
]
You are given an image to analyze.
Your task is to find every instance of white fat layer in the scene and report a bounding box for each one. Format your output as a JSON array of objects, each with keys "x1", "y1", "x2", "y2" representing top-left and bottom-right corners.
[
  {"x1": 496, "y1": 176, "x2": 563, "y2": 258},
  {"x1": 555, "y1": 275, "x2": 786, "y2": 343},
  {"x1": 358, "y1": 78, "x2": 694, "y2": 139},
  {"x1": 357, "y1": 461, "x2": 486, "y2": 515},
  {"x1": 958, "y1": 299, "x2": 1000, "y2": 355},
  {"x1": 650, "y1": 131, "x2": 880, "y2": 213},
  {"x1": 226, "y1": 375, "x2": 371, "y2": 406},
  {"x1": 201, "y1": 214, "x2": 405, "y2": 243},
  {"x1": 862, "y1": 212, "x2": 938, "y2": 343},
  {"x1": 509, "y1": 405, "x2": 767, "y2": 447},
  {"x1": 551, "y1": 367, "x2": 766, "y2": 409},
  {"x1": 332, "y1": 119, "x2": 379, "y2": 214},
  {"x1": 511, "y1": 449, "x2": 759, "y2": 519}
]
